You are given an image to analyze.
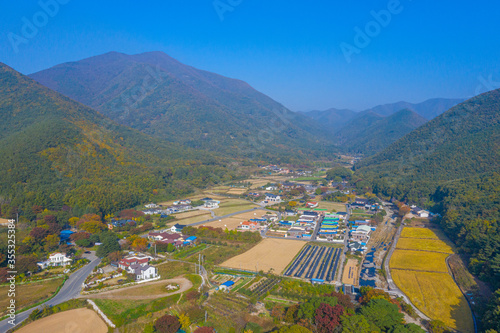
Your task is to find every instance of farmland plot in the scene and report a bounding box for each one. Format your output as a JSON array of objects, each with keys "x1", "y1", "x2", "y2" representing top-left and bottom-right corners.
[
  {"x1": 392, "y1": 270, "x2": 474, "y2": 333},
  {"x1": 220, "y1": 238, "x2": 305, "y2": 273},
  {"x1": 391, "y1": 226, "x2": 474, "y2": 333}
]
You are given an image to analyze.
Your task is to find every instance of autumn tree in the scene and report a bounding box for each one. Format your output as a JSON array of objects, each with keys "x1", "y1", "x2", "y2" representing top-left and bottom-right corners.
[
  {"x1": 29, "y1": 227, "x2": 49, "y2": 242},
  {"x1": 178, "y1": 313, "x2": 191, "y2": 330},
  {"x1": 44, "y1": 234, "x2": 60, "y2": 251},
  {"x1": 194, "y1": 327, "x2": 215, "y2": 333},
  {"x1": 154, "y1": 314, "x2": 181, "y2": 333},
  {"x1": 314, "y1": 303, "x2": 344, "y2": 333},
  {"x1": 131, "y1": 237, "x2": 149, "y2": 252}
]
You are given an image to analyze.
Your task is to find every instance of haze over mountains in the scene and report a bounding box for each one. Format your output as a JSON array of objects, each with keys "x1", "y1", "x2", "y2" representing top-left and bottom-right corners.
[{"x1": 30, "y1": 51, "x2": 333, "y2": 159}]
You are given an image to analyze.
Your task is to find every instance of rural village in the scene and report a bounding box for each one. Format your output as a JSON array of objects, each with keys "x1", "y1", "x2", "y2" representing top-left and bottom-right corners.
[{"x1": 0, "y1": 164, "x2": 475, "y2": 333}]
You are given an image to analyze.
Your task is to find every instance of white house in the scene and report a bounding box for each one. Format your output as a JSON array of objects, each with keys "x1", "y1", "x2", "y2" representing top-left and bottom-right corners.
[
  {"x1": 37, "y1": 252, "x2": 72, "y2": 269},
  {"x1": 128, "y1": 264, "x2": 158, "y2": 281},
  {"x1": 145, "y1": 203, "x2": 159, "y2": 209},
  {"x1": 204, "y1": 200, "x2": 220, "y2": 208},
  {"x1": 265, "y1": 193, "x2": 281, "y2": 202},
  {"x1": 265, "y1": 186, "x2": 278, "y2": 191}
]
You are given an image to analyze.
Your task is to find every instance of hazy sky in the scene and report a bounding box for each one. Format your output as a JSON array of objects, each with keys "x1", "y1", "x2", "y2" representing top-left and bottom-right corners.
[{"x1": 1, "y1": 1, "x2": 499, "y2": 110}]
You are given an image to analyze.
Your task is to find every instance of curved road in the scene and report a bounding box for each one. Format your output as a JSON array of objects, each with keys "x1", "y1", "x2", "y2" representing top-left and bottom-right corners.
[
  {"x1": 1, "y1": 254, "x2": 100, "y2": 333},
  {"x1": 83, "y1": 277, "x2": 192, "y2": 300}
]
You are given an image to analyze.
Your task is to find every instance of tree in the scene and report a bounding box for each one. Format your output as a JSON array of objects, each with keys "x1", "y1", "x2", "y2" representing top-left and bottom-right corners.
[
  {"x1": 360, "y1": 299, "x2": 404, "y2": 332},
  {"x1": 96, "y1": 232, "x2": 120, "y2": 258},
  {"x1": 77, "y1": 214, "x2": 106, "y2": 234},
  {"x1": 17, "y1": 256, "x2": 39, "y2": 275},
  {"x1": 314, "y1": 303, "x2": 344, "y2": 333},
  {"x1": 29, "y1": 227, "x2": 49, "y2": 242},
  {"x1": 340, "y1": 314, "x2": 372, "y2": 333},
  {"x1": 428, "y1": 320, "x2": 448, "y2": 333},
  {"x1": 178, "y1": 313, "x2": 191, "y2": 330},
  {"x1": 132, "y1": 237, "x2": 149, "y2": 251},
  {"x1": 44, "y1": 234, "x2": 60, "y2": 251},
  {"x1": 68, "y1": 217, "x2": 79, "y2": 227},
  {"x1": 278, "y1": 325, "x2": 313, "y2": 333},
  {"x1": 154, "y1": 314, "x2": 180, "y2": 333},
  {"x1": 326, "y1": 167, "x2": 353, "y2": 181}
]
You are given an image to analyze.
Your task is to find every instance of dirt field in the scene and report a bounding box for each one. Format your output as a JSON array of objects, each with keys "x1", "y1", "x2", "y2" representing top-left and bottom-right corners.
[
  {"x1": 17, "y1": 308, "x2": 107, "y2": 333},
  {"x1": 196, "y1": 210, "x2": 263, "y2": 230},
  {"x1": 214, "y1": 199, "x2": 259, "y2": 216},
  {"x1": 0, "y1": 218, "x2": 10, "y2": 225},
  {"x1": 175, "y1": 212, "x2": 213, "y2": 225},
  {"x1": 197, "y1": 217, "x2": 243, "y2": 230},
  {"x1": 86, "y1": 277, "x2": 192, "y2": 300},
  {"x1": 227, "y1": 188, "x2": 248, "y2": 195},
  {"x1": 173, "y1": 210, "x2": 210, "y2": 219},
  {"x1": 220, "y1": 238, "x2": 305, "y2": 274},
  {"x1": 342, "y1": 259, "x2": 359, "y2": 285}
]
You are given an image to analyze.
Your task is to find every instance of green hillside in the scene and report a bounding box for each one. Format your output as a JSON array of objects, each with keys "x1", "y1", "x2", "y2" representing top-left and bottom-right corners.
[
  {"x1": 335, "y1": 109, "x2": 428, "y2": 155},
  {"x1": 30, "y1": 51, "x2": 335, "y2": 160},
  {"x1": 0, "y1": 62, "x2": 232, "y2": 217},
  {"x1": 356, "y1": 89, "x2": 500, "y2": 292}
]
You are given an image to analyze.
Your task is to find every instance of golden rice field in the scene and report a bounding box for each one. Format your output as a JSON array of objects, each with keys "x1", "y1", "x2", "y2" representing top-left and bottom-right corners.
[
  {"x1": 400, "y1": 227, "x2": 442, "y2": 239},
  {"x1": 391, "y1": 250, "x2": 449, "y2": 272},
  {"x1": 392, "y1": 270, "x2": 474, "y2": 333},
  {"x1": 391, "y1": 227, "x2": 474, "y2": 333},
  {"x1": 396, "y1": 238, "x2": 455, "y2": 254}
]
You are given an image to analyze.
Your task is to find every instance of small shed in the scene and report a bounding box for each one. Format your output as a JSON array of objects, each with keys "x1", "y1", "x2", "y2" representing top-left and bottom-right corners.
[{"x1": 219, "y1": 280, "x2": 235, "y2": 291}]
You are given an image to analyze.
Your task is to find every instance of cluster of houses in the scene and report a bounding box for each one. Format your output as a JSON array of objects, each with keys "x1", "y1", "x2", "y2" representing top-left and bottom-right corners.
[
  {"x1": 148, "y1": 229, "x2": 197, "y2": 247},
  {"x1": 275, "y1": 210, "x2": 321, "y2": 239},
  {"x1": 115, "y1": 253, "x2": 159, "y2": 281},
  {"x1": 348, "y1": 221, "x2": 375, "y2": 254},
  {"x1": 142, "y1": 200, "x2": 194, "y2": 216},
  {"x1": 351, "y1": 198, "x2": 381, "y2": 211},
  {"x1": 316, "y1": 213, "x2": 347, "y2": 242}
]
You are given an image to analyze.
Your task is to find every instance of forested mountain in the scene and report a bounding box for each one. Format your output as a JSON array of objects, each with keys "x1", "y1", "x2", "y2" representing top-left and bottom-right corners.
[
  {"x1": 30, "y1": 51, "x2": 334, "y2": 159},
  {"x1": 298, "y1": 108, "x2": 358, "y2": 130},
  {"x1": 0, "y1": 62, "x2": 233, "y2": 217},
  {"x1": 365, "y1": 98, "x2": 464, "y2": 119},
  {"x1": 336, "y1": 109, "x2": 428, "y2": 155},
  {"x1": 355, "y1": 90, "x2": 500, "y2": 320}
]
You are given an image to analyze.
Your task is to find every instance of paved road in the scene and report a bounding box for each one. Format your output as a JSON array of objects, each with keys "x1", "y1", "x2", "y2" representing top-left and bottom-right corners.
[{"x1": 1, "y1": 253, "x2": 101, "y2": 333}]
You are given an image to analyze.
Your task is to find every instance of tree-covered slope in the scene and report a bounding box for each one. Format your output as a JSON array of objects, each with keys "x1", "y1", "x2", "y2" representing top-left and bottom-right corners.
[
  {"x1": 335, "y1": 109, "x2": 427, "y2": 155},
  {"x1": 356, "y1": 90, "x2": 500, "y2": 194},
  {"x1": 356, "y1": 90, "x2": 500, "y2": 305},
  {"x1": 30, "y1": 51, "x2": 334, "y2": 159},
  {"x1": 0, "y1": 62, "x2": 231, "y2": 216},
  {"x1": 365, "y1": 98, "x2": 465, "y2": 119},
  {"x1": 299, "y1": 108, "x2": 358, "y2": 131}
]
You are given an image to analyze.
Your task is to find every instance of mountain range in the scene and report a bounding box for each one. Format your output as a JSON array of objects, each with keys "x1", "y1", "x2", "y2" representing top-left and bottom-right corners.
[
  {"x1": 30, "y1": 51, "x2": 333, "y2": 160},
  {"x1": 0, "y1": 62, "x2": 230, "y2": 216}
]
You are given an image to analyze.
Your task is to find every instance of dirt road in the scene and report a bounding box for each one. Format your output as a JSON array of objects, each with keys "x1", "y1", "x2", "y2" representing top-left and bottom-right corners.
[{"x1": 83, "y1": 277, "x2": 192, "y2": 300}]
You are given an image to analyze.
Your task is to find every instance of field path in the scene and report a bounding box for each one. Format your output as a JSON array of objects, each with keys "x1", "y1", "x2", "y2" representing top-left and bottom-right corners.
[{"x1": 83, "y1": 277, "x2": 192, "y2": 300}]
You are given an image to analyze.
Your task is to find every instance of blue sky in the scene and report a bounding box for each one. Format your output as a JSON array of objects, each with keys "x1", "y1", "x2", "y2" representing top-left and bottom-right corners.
[{"x1": 1, "y1": 0, "x2": 499, "y2": 110}]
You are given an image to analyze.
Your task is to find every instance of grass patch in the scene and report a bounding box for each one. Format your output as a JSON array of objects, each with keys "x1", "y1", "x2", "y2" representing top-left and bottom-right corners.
[
  {"x1": 157, "y1": 261, "x2": 195, "y2": 279},
  {"x1": 0, "y1": 277, "x2": 65, "y2": 317},
  {"x1": 174, "y1": 244, "x2": 208, "y2": 259}
]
